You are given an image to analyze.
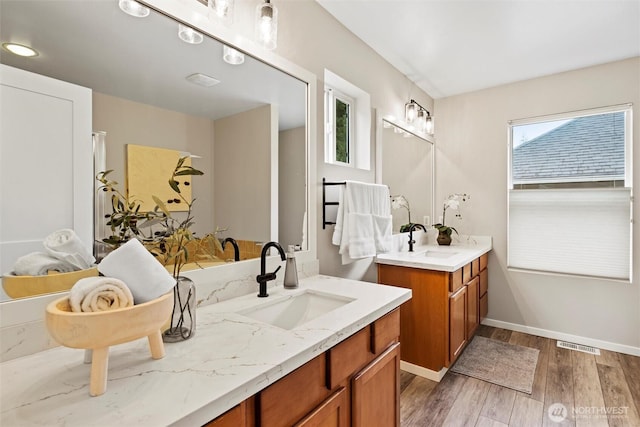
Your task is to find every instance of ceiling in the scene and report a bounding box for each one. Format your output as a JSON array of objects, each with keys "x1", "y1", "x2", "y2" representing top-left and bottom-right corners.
[{"x1": 316, "y1": 0, "x2": 640, "y2": 99}]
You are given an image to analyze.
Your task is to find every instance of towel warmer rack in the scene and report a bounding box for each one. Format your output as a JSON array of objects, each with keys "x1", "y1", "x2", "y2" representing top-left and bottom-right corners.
[{"x1": 322, "y1": 178, "x2": 345, "y2": 229}]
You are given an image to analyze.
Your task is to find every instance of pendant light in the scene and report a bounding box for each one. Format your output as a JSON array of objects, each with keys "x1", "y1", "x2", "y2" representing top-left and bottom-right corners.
[
  {"x1": 209, "y1": 0, "x2": 234, "y2": 25},
  {"x1": 255, "y1": 0, "x2": 278, "y2": 50}
]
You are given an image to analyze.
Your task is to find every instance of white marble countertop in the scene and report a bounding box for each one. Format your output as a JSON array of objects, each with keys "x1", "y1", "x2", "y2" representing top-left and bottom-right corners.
[
  {"x1": 0, "y1": 275, "x2": 411, "y2": 427},
  {"x1": 375, "y1": 236, "x2": 492, "y2": 272}
]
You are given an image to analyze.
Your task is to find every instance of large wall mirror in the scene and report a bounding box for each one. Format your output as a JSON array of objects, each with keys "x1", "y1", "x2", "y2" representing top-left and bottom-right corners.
[
  {"x1": 379, "y1": 118, "x2": 434, "y2": 234},
  {"x1": 0, "y1": 0, "x2": 310, "y2": 301}
]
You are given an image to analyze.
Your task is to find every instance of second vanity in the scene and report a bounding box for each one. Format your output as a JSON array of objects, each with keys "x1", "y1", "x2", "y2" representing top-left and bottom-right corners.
[
  {"x1": 376, "y1": 236, "x2": 492, "y2": 381},
  {"x1": 0, "y1": 275, "x2": 410, "y2": 426}
]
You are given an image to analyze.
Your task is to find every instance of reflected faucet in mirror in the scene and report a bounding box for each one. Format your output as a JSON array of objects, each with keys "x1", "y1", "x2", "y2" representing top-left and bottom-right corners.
[
  {"x1": 222, "y1": 237, "x2": 240, "y2": 262},
  {"x1": 408, "y1": 224, "x2": 426, "y2": 252},
  {"x1": 256, "y1": 242, "x2": 286, "y2": 298}
]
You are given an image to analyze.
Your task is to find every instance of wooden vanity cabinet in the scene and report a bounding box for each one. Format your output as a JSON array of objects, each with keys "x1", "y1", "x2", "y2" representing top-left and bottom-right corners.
[
  {"x1": 206, "y1": 309, "x2": 401, "y2": 426},
  {"x1": 378, "y1": 254, "x2": 489, "y2": 373}
]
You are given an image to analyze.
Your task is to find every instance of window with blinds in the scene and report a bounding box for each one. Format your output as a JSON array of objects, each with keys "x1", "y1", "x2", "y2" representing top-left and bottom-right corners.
[{"x1": 508, "y1": 105, "x2": 633, "y2": 282}]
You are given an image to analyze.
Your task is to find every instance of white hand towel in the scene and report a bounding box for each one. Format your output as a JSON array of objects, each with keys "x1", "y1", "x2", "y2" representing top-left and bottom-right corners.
[
  {"x1": 98, "y1": 238, "x2": 176, "y2": 304},
  {"x1": 44, "y1": 229, "x2": 95, "y2": 270},
  {"x1": 333, "y1": 181, "x2": 393, "y2": 264},
  {"x1": 13, "y1": 252, "x2": 76, "y2": 276},
  {"x1": 69, "y1": 276, "x2": 134, "y2": 312}
]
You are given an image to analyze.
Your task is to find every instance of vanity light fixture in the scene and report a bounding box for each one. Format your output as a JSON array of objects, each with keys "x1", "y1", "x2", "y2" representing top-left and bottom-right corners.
[
  {"x1": 255, "y1": 0, "x2": 278, "y2": 50},
  {"x1": 208, "y1": 0, "x2": 234, "y2": 24},
  {"x1": 405, "y1": 99, "x2": 434, "y2": 135},
  {"x1": 118, "y1": 0, "x2": 150, "y2": 18},
  {"x1": 223, "y1": 45, "x2": 245, "y2": 65},
  {"x1": 2, "y1": 42, "x2": 38, "y2": 57},
  {"x1": 178, "y1": 24, "x2": 203, "y2": 45}
]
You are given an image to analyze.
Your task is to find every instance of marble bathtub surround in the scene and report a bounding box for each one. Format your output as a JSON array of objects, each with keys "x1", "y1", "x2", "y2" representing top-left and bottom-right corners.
[{"x1": 1, "y1": 275, "x2": 410, "y2": 426}]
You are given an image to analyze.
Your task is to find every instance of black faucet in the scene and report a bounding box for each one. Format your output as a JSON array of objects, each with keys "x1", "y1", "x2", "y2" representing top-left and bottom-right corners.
[
  {"x1": 408, "y1": 223, "x2": 426, "y2": 252},
  {"x1": 222, "y1": 237, "x2": 240, "y2": 262},
  {"x1": 256, "y1": 241, "x2": 287, "y2": 297}
]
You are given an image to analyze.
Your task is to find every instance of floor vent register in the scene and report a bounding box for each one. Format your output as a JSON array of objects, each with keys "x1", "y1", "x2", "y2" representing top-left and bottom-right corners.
[{"x1": 556, "y1": 340, "x2": 600, "y2": 355}]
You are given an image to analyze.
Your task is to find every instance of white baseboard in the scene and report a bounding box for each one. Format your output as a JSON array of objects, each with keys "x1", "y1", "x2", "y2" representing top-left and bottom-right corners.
[
  {"x1": 400, "y1": 361, "x2": 447, "y2": 382},
  {"x1": 482, "y1": 318, "x2": 640, "y2": 357}
]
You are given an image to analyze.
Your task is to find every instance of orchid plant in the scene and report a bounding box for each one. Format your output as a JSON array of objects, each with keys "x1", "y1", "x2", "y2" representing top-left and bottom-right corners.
[
  {"x1": 432, "y1": 193, "x2": 470, "y2": 237},
  {"x1": 391, "y1": 195, "x2": 414, "y2": 232}
]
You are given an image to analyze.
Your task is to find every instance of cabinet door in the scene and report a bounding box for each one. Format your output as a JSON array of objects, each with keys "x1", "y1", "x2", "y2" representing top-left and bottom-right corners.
[
  {"x1": 466, "y1": 277, "x2": 479, "y2": 338},
  {"x1": 205, "y1": 401, "x2": 247, "y2": 427},
  {"x1": 294, "y1": 387, "x2": 349, "y2": 427},
  {"x1": 352, "y1": 343, "x2": 400, "y2": 427},
  {"x1": 449, "y1": 286, "x2": 467, "y2": 364}
]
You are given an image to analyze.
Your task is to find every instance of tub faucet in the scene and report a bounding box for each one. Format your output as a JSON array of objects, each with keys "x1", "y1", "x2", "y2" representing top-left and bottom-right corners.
[
  {"x1": 408, "y1": 223, "x2": 426, "y2": 252},
  {"x1": 222, "y1": 237, "x2": 240, "y2": 261},
  {"x1": 256, "y1": 241, "x2": 286, "y2": 297}
]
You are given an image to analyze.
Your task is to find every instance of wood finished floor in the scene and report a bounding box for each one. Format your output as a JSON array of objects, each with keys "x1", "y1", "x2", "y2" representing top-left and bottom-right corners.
[{"x1": 400, "y1": 326, "x2": 640, "y2": 427}]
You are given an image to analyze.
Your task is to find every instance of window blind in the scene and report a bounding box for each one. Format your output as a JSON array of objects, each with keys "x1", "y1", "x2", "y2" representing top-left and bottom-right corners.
[{"x1": 508, "y1": 188, "x2": 632, "y2": 281}]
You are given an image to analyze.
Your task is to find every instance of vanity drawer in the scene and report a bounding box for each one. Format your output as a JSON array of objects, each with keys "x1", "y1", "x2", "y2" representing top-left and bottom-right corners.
[
  {"x1": 462, "y1": 263, "x2": 472, "y2": 284},
  {"x1": 480, "y1": 253, "x2": 488, "y2": 271},
  {"x1": 471, "y1": 257, "x2": 480, "y2": 278},
  {"x1": 327, "y1": 327, "x2": 372, "y2": 389},
  {"x1": 371, "y1": 308, "x2": 400, "y2": 355},
  {"x1": 449, "y1": 268, "x2": 463, "y2": 293},
  {"x1": 479, "y1": 269, "x2": 488, "y2": 296},
  {"x1": 260, "y1": 354, "x2": 329, "y2": 427}
]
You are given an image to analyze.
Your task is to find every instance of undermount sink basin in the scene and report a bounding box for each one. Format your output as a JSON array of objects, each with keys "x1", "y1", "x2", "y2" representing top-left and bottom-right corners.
[
  {"x1": 237, "y1": 290, "x2": 355, "y2": 330},
  {"x1": 413, "y1": 250, "x2": 459, "y2": 259}
]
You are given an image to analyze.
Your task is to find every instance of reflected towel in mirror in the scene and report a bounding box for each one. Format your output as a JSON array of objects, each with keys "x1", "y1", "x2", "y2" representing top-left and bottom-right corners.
[
  {"x1": 69, "y1": 276, "x2": 134, "y2": 312},
  {"x1": 12, "y1": 252, "x2": 76, "y2": 276},
  {"x1": 44, "y1": 229, "x2": 95, "y2": 270}
]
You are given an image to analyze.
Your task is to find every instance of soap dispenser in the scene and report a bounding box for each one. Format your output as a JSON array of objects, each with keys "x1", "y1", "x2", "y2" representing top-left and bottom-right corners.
[{"x1": 284, "y1": 245, "x2": 299, "y2": 289}]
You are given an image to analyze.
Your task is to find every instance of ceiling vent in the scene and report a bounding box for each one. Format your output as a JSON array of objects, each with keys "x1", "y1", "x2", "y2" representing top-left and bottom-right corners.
[{"x1": 186, "y1": 73, "x2": 220, "y2": 87}]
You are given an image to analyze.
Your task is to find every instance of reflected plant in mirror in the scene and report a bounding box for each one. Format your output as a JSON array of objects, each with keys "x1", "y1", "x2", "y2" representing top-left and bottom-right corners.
[{"x1": 390, "y1": 195, "x2": 413, "y2": 232}]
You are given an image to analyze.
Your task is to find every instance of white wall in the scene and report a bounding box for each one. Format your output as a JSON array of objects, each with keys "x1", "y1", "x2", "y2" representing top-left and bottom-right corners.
[
  {"x1": 279, "y1": 126, "x2": 306, "y2": 249},
  {"x1": 434, "y1": 57, "x2": 640, "y2": 351},
  {"x1": 92, "y1": 92, "x2": 215, "y2": 237},
  {"x1": 214, "y1": 105, "x2": 274, "y2": 242}
]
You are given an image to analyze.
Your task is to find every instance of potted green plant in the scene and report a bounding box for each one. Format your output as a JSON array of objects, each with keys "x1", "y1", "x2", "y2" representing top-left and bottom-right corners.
[{"x1": 432, "y1": 193, "x2": 470, "y2": 246}]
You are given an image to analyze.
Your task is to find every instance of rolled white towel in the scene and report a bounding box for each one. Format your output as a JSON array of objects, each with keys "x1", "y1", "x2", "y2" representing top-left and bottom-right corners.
[
  {"x1": 44, "y1": 229, "x2": 95, "y2": 270},
  {"x1": 13, "y1": 252, "x2": 76, "y2": 276},
  {"x1": 69, "y1": 277, "x2": 134, "y2": 312},
  {"x1": 98, "y1": 239, "x2": 176, "y2": 304}
]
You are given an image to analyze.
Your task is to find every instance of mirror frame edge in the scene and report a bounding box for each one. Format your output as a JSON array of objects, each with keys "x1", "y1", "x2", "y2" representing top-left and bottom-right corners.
[{"x1": 1, "y1": 0, "x2": 318, "y2": 326}]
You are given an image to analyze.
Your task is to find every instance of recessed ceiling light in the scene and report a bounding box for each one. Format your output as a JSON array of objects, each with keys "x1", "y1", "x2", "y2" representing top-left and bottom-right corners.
[
  {"x1": 118, "y1": 0, "x2": 150, "y2": 18},
  {"x1": 186, "y1": 73, "x2": 221, "y2": 87},
  {"x1": 178, "y1": 24, "x2": 203, "y2": 45},
  {"x1": 2, "y1": 43, "x2": 38, "y2": 57},
  {"x1": 223, "y1": 45, "x2": 245, "y2": 65}
]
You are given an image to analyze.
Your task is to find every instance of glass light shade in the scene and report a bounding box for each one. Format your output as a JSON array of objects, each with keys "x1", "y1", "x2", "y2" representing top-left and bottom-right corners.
[
  {"x1": 426, "y1": 116, "x2": 434, "y2": 134},
  {"x1": 393, "y1": 126, "x2": 404, "y2": 134},
  {"x1": 208, "y1": 0, "x2": 234, "y2": 24},
  {"x1": 255, "y1": 1, "x2": 278, "y2": 50},
  {"x1": 118, "y1": 0, "x2": 150, "y2": 18},
  {"x1": 2, "y1": 43, "x2": 38, "y2": 57},
  {"x1": 416, "y1": 109, "x2": 427, "y2": 132},
  {"x1": 178, "y1": 24, "x2": 203, "y2": 44},
  {"x1": 405, "y1": 101, "x2": 418, "y2": 123},
  {"x1": 223, "y1": 45, "x2": 245, "y2": 65}
]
